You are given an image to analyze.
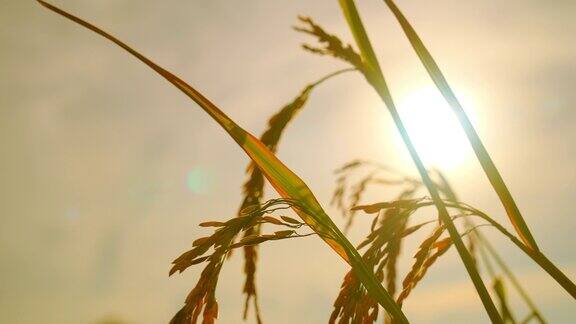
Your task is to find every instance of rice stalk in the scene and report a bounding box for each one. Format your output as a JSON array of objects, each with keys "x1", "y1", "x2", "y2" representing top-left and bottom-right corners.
[
  {"x1": 435, "y1": 171, "x2": 547, "y2": 323},
  {"x1": 331, "y1": 201, "x2": 475, "y2": 322},
  {"x1": 236, "y1": 68, "x2": 354, "y2": 323},
  {"x1": 381, "y1": 0, "x2": 539, "y2": 251},
  {"x1": 37, "y1": 1, "x2": 408, "y2": 322},
  {"x1": 329, "y1": 170, "x2": 428, "y2": 323},
  {"x1": 336, "y1": 160, "x2": 550, "y2": 321},
  {"x1": 329, "y1": 166, "x2": 457, "y2": 323},
  {"x1": 397, "y1": 230, "x2": 453, "y2": 305},
  {"x1": 330, "y1": 207, "x2": 407, "y2": 323},
  {"x1": 354, "y1": 198, "x2": 576, "y2": 300},
  {"x1": 436, "y1": 181, "x2": 575, "y2": 301},
  {"x1": 294, "y1": 16, "x2": 365, "y2": 72},
  {"x1": 335, "y1": 0, "x2": 501, "y2": 321},
  {"x1": 384, "y1": 212, "x2": 406, "y2": 299},
  {"x1": 464, "y1": 204, "x2": 576, "y2": 300},
  {"x1": 481, "y1": 237, "x2": 546, "y2": 323},
  {"x1": 331, "y1": 160, "x2": 418, "y2": 230},
  {"x1": 169, "y1": 199, "x2": 314, "y2": 323},
  {"x1": 478, "y1": 243, "x2": 518, "y2": 324}
]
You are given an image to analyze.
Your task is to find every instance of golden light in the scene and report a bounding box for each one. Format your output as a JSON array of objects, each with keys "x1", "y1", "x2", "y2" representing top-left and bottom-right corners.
[{"x1": 394, "y1": 86, "x2": 477, "y2": 171}]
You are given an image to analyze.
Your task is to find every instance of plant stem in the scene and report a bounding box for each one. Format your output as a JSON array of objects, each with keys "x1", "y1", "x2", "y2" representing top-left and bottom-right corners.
[
  {"x1": 337, "y1": 229, "x2": 410, "y2": 323},
  {"x1": 448, "y1": 202, "x2": 576, "y2": 300},
  {"x1": 436, "y1": 171, "x2": 547, "y2": 323},
  {"x1": 338, "y1": 0, "x2": 502, "y2": 322},
  {"x1": 382, "y1": 0, "x2": 538, "y2": 251},
  {"x1": 480, "y1": 235, "x2": 547, "y2": 323},
  {"x1": 36, "y1": 1, "x2": 410, "y2": 321}
]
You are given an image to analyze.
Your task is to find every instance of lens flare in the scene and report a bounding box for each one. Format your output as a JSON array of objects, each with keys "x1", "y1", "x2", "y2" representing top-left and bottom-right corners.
[{"x1": 186, "y1": 168, "x2": 210, "y2": 194}]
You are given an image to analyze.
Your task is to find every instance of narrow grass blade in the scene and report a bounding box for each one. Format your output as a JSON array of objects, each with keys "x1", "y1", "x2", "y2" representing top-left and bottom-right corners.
[
  {"x1": 37, "y1": 1, "x2": 408, "y2": 322},
  {"x1": 382, "y1": 0, "x2": 538, "y2": 251},
  {"x1": 436, "y1": 170, "x2": 548, "y2": 322},
  {"x1": 338, "y1": 0, "x2": 383, "y2": 77},
  {"x1": 36, "y1": 0, "x2": 342, "y2": 259},
  {"x1": 481, "y1": 237, "x2": 547, "y2": 323},
  {"x1": 337, "y1": 0, "x2": 502, "y2": 322},
  {"x1": 447, "y1": 201, "x2": 576, "y2": 300}
]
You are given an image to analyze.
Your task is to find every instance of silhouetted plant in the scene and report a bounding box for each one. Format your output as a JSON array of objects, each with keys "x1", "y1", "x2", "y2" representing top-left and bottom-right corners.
[{"x1": 38, "y1": 1, "x2": 575, "y2": 323}]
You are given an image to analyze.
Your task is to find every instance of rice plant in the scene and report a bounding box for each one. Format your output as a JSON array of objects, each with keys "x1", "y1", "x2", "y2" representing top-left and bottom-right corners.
[{"x1": 38, "y1": 0, "x2": 575, "y2": 323}]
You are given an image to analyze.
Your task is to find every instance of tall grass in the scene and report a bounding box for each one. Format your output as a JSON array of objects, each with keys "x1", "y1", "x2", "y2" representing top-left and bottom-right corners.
[
  {"x1": 381, "y1": 0, "x2": 538, "y2": 251},
  {"x1": 36, "y1": 1, "x2": 407, "y2": 322},
  {"x1": 373, "y1": 0, "x2": 575, "y2": 299},
  {"x1": 336, "y1": 0, "x2": 500, "y2": 321},
  {"x1": 38, "y1": 1, "x2": 575, "y2": 323}
]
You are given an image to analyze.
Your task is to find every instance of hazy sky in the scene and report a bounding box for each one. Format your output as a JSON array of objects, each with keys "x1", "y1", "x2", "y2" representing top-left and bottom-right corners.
[{"x1": 1, "y1": 0, "x2": 575, "y2": 323}]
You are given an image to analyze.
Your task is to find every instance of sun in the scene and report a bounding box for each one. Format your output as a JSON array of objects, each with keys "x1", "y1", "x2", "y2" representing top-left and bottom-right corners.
[{"x1": 394, "y1": 86, "x2": 477, "y2": 171}]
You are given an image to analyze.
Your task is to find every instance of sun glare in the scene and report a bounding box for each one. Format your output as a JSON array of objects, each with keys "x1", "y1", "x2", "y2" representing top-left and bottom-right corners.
[{"x1": 394, "y1": 86, "x2": 477, "y2": 171}]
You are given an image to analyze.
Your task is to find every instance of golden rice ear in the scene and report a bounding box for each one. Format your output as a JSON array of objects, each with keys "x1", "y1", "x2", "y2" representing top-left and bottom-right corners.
[
  {"x1": 294, "y1": 16, "x2": 365, "y2": 72},
  {"x1": 35, "y1": 1, "x2": 574, "y2": 323},
  {"x1": 397, "y1": 226, "x2": 443, "y2": 304},
  {"x1": 385, "y1": 218, "x2": 407, "y2": 299},
  {"x1": 351, "y1": 187, "x2": 555, "y2": 317},
  {"x1": 345, "y1": 172, "x2": 376, "y2": 228},
  {"x1": 331, "y1": 159, "x2": 422, "y2": 232},
  {"x1": 199, "y1": 221, "x2": 227, "y2": 228},
  {"x1": 37, "y1": 1, "x2": 409, "y2": 321},
  {"x1": 330, "y1": 180, "x2": 425, "y2": 323},
  {"x1": 234, "y1": 67, "x2": 354, "y2": 322},
  {"x1": 168, "y1": 198, "x2": 314, "y2": 323},
  {"x1": 338, "y1": 0, "x2": 501, "y2": 319},
  {"x1": 338, "y1": 160, "x2": 546, "y2": 323}
]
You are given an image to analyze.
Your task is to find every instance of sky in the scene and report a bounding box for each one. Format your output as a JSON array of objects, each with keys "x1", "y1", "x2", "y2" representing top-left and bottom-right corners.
[{"x1": 1, "y1": 0, "x2": 575, "y2": 323}]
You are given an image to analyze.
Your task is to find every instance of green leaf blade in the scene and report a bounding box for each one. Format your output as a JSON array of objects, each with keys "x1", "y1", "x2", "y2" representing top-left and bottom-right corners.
[
  {"x1": 37, "y1": 1, "x2": 408, "y2": 322},
  {"x1": 337, "y1": 1, "x2": 502, "y2": 322},
  {"x1": 382, "y1": 0, "x2": 539, "y2": 251}
]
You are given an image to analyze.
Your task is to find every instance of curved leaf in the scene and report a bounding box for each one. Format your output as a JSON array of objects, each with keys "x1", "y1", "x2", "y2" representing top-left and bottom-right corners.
[{"x1": 37, "y1": 1, "x2": 408, "y2": 322}]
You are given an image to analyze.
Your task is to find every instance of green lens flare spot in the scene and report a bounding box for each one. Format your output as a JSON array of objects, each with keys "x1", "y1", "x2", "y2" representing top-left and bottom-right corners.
[{"x1": 186, "y1": 168, "x2": 210, "y2": 194}]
